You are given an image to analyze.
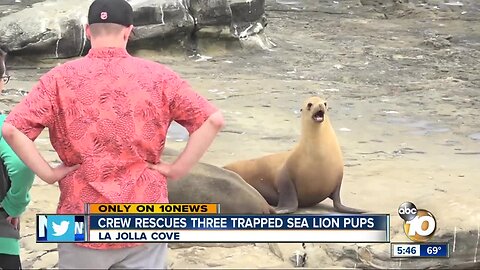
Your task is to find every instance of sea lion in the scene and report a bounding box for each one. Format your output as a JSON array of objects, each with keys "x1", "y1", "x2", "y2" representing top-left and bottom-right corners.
[
  {"x1": 223, "y1": 96, "x2": 364, "y2": 214},
  {"x1": 162, "y1": 148, "x2": 279, "y2": 251},
  {"x1": 163, "y1": 147, "x2": 275, "y2": 214}
]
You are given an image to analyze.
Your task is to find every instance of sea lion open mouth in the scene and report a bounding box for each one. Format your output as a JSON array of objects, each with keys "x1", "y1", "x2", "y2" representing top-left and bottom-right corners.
[{"x1": 312, "y1": 110, "x2": 325, "y2": 122}]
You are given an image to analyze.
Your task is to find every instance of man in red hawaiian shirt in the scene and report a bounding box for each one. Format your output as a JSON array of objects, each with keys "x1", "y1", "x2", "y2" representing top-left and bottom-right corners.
[{"x1": 1, "y1": 0, "x2": 224, "y2": 268}]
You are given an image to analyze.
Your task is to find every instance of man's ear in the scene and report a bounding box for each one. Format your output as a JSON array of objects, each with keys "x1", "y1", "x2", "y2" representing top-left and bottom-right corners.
[
  {"x1": 85, "y1": 24, "x2": 92, "y2": 40},
  {"x1": 124, "y1": 25, "x2": 134, "y2": 41}
]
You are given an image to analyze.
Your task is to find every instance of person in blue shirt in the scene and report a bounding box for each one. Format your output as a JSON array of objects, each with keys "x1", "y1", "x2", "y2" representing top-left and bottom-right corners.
[{"x1": 0, "y1": 49, "x2": 36, "y2": 270}]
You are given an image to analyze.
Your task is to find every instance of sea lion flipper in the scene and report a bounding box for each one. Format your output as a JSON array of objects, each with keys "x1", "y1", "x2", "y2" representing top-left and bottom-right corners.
[
  {"x1": 329, "y1": 182, "x2": 365, "y2": 214},
  {"x1": 273, "y1": 166, "x2": 298, "y2": 214}
]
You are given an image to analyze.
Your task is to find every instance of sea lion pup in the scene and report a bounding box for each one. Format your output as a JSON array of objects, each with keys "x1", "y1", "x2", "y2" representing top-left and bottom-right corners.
[
  {"x1": 223, "y1": 97, "x2": 365, "y2": 214},
  {"x1": 162, "y1": 147, "x2": 276, "y2": 214},
  {"x1": 163, "y1": 147, "x2": 280, "y2": 252}
]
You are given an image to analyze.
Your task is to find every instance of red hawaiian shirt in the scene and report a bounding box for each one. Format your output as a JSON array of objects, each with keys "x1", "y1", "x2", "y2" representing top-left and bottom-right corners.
[{"x1": 5, "y1": 47, "x2": 218, "y2": 249}]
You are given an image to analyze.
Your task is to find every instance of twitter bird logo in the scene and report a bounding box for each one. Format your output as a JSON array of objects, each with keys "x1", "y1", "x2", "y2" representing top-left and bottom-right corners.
[
  {"x1": 46, "y1": 215, "x2": 76, "y2": 241},
  {"x1": 52, "y1": 221, "x2": 70, "y2": 236}
]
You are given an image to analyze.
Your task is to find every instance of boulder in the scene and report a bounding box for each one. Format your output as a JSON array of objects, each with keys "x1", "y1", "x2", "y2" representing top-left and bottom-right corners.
[
  {"x1": 296, "y1": 230, "x2": 480, "y2": 269},
  {"x1": 0, "y1": 0, "x2": 271, "y2": 59},
  {"x1": 128, "y1": 0, "x2": 194, "y2": 44},
  {"x1": 163, "y1": 147, "x2": 278, "y2": 250},
  {"x1": 230, "y1": 0, "x2": 267, "y2": 39},
  {"x1": 189, "y1": 0, "x2": 232, "y2": 28},
  {"x1": 0, "y1": 0, "x2": 90, "y2": 59},
  {"x1": 286, "y1": 199, "x2": 480, "y2": 269},
  {"x1": 163, "y1": 147, "x2": 275, "y2": 215}
]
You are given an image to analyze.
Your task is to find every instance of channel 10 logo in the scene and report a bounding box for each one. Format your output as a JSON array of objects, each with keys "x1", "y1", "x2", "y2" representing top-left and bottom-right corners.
[{"x1": 398, "y1": 201, "x2": 436, "y2": 242}]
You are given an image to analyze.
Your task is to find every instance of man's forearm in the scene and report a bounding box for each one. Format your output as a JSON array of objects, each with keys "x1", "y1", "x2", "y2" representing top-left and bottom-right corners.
[
  {"x1": 1, "y1": 123, "x2": 54, "y2": 183},
  {"x1": 171, "y1": 111, "x2": 224, "y2": 179}
]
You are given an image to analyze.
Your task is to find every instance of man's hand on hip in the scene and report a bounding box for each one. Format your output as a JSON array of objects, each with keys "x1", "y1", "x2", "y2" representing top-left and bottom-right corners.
[
  {"x1": 46, "y1": 163, "x2": 80, "y2": 184},
  {"x1": 147, "y1": 160, "x2": 179, "y2": 180},
  {"x1": 6, "y1": 216, "x2": 20, "y2": 230},
  {"x1": 2, "y1": 122, "x2": 80, "y2": 184},
  {"x1": 149, "y1": 111, "x2": 225, "y2": 180},
  {"x1": 174, "y1": 111, "x2": 225, "y2": 171}
]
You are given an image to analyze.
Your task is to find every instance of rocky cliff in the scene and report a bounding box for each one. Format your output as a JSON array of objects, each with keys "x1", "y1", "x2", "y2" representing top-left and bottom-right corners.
[{"x1": 0, "y1": 0, "x2": 271, "y2": 59}]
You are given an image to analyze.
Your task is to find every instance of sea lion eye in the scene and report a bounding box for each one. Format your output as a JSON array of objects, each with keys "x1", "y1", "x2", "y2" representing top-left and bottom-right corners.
[
  {"x1": 307, "y1": 103, "x2": 313, "y2": 110},
  {"x1": 324, "y1": 102, "x2": 327, "y2": 107}
]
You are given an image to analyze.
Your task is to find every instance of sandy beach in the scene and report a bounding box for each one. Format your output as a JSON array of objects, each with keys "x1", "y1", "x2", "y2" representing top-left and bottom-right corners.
[{"x1": 0, "y1": 0, "x2": 479, "y2": 268}]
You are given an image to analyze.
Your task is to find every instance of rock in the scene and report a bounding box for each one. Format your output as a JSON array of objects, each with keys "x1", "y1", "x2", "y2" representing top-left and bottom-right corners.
[
  {"x1": 0, "y1": 0, "x2": 89, "y2": 59},
  {"x1": 297, "y1": 226, "x2": 480, "y2": 269},
  {"x1": 0, "y1": 0, "x2": 271, "y2": 59},
  {"x1": 289, "y1": 250, "x2": 307, "y2": 267},
  {"x1": 189, "y1": 0, "x2": 232, "y2": 28},
  {"x1": 163, "y1": 147, "x2": 276, "y2": 249},
  {"x1": 422, "y1": 30, "x2": 452, "y2": 49},
  {"x1": 128, "y1": 0, "x2": 195, "y2": 48},
  {"x1": 170, "y1": 242, "x2": 253, "y2": 249},
  {"x1": 168, "y1": 244, "x2": 289, "y2": 268},
  {"x1": 230, "y1": 0, "x2": 267, "y2": 39},
  {"x1": 267, "y1": 242, "x2": 284, "y2": 261},
  {"x1": 163, "y1": 147, "x2": 274, "y2": 214},
  {"x1": 31, "y1": 250, "x2": 58, "y2": 270},
  {"x1": 359, "y1": 0, "x2": 398, "y2": 8},
  {"x1": 21, "y1": 233, "x2": 57, "y2": 251}
]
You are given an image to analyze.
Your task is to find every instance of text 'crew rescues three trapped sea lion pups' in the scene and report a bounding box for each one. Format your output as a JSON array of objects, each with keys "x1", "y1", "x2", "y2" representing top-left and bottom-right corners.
[{"x1": 223, "y1": 96, "x2": 365, "y2": 214}]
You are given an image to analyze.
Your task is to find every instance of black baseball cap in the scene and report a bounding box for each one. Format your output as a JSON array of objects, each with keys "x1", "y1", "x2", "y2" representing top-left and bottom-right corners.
[{"x1": 88, "y1": 0, "x2": 134, "y2": 27}]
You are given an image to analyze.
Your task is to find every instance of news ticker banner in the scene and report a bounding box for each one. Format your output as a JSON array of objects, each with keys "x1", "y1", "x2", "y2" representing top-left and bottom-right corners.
[
  {"x1": 86, "y1": 203, "x2": 220, "y2": 214},
  {"x1": 36, "y1": 204, "x2": 390, "y2": 243},
  {"x1": 391, "y1": 243, "x2": 449, "y2": 258}
]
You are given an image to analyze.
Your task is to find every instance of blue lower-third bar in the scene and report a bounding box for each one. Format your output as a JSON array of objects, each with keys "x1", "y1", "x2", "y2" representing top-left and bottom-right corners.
[{"x1": 419, "y1": 243, "x2": 449, "y2": 257}]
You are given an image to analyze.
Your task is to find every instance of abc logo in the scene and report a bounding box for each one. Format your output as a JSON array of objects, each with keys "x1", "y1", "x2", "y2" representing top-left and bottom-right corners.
[{"x1": 398, "y1": 202, "x2": 436, "y2": 242}]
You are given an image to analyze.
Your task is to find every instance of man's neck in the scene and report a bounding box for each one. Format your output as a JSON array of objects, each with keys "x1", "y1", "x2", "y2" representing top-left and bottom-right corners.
[{"x1": 90, "y1": 38, "x2": 126, "y2": 49}]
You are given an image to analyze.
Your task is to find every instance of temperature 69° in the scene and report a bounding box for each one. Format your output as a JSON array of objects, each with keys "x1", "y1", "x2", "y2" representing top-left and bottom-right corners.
[{"x1": 427, "y1": 246, "x2": 442, "y2": 255}]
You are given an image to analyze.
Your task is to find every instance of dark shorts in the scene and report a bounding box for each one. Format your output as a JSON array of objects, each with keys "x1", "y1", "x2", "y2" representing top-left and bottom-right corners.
[{"x1": 0, "y1": 253, "x2": 21, "y2": 270}]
